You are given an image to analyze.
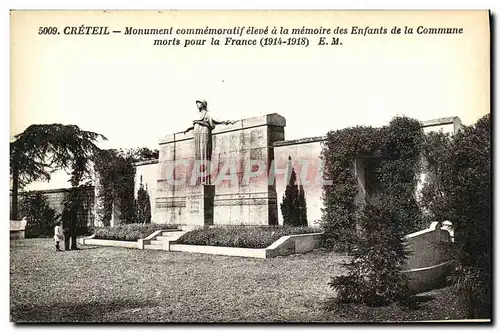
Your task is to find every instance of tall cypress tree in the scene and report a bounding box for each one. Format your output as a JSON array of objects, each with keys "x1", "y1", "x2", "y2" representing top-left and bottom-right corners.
[
  {"x1": 135, "y1": 176, "x2": 152, "y2": 224},
  {"x1": 281, "y1": 156, "x2": 302, "y2": 226},
  {"x1": 298, "y1": 184, "x2": 308, "y2": 226}
]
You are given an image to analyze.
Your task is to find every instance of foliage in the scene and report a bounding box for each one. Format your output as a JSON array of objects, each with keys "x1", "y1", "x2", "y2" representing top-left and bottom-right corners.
[
  {"x1": 321, "y1": 117, "x2": 424, "y2": 252},
  {"x1": 135, "y1": 176, "x2": 152, "y2": 224},
  {"x1": 18, "y1": 192, "x2": 59, "y2": 238},
  {"x1": 131, "y1": 147, "x2": 159, "y2": 161},
  {"x1": 10, "y1": 124, "x2": 106, "y2": 187},
  {"x1": 325, "y1": 117, "x2": 424, "y2": 307},
  {"x1": 451, "y1": 262, "x2": 490, "y2": 319},
  {"x1": 298, "y1": 184, "x2": 308, "y2": 225},
  {"x1": 419, "y1": 131, "x2": 453, "y2": 220},
  {"x1": 94, "y1": 149, "x2": 136, "y2": 226},
  {"x1": 280, "y1": 157, "x2": 308, "y2": 226},
  {"x1": 115, "y1": 147, "x2": 159, "y2": 163},
  {"x1": 321, "y1": 126, "x2": 381, "y2": 252},
  {"x1": 65, "y1": 185, "x2": 95, "y2": 236},
  {"x1": 176, "y1": 225, "x2": 321, "y2": 249},
  {"x1": 10, "y1": 124, "x2": 106, "y2": 219},
  {"x1": 94, "y1": 147, "x2": 158, "y2": 226},
  {"x1": 93, "y1": 223, "x2": 178, "y2": 242},
  {"x1": 421, "y1": 114, "x2": 491, "y2": 318},
  {"x1": 377, "y1": 117, "x2": 425, "y2": 235},
  {"x1": 329, "y1": 204, "x2": 411, "y2": 306}
]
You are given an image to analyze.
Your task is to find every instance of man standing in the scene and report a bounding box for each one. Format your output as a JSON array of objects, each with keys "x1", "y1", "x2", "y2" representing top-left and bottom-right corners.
[{"x1": 61, "y1": 199, "x2": 79, "y2": 250}]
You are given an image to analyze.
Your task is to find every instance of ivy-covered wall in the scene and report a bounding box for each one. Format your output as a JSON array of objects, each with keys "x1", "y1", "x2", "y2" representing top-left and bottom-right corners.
[{"x1": 273, "y1": 117, "x2": 461, "y2": 230}]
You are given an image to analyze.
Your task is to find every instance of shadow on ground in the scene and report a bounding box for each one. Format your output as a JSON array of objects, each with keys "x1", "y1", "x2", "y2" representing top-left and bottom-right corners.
[{"x1": 12, "y1": 299, "x2": 154, "y2": 323}]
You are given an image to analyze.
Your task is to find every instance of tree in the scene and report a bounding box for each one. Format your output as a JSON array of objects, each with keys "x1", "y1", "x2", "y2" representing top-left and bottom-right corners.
[
  {"x1": 421, "y1": 114, "x2": 491, "y2": 318},
  {"x1": 135, "y1": 176, "x2": 152, "y2": 224},
  {"x1": 94, "y1": 148, "x2": 136, "y2": 225},
  {"x1": 328, "y1": 117, "x2": 423, "y2": 306},
  {"x1": 133, "y1": 147, "x2": 159, "y2": 161},
  {"x1": 18, "y1": 191, "x2": 59, "y2": 238},
  {"x1": 297, "y1": 184, "x2": 308, "y2": 226},
  {"x1": 280, "y1": 156, "x2": 307, "y2": 226},
  {"x1": 10, "y1": 124, "x2": 106, "y2": 220}
]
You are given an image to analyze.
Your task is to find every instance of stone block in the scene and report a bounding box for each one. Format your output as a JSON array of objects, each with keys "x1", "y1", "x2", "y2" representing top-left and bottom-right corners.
[
  {"x1": 268, "y1": 126, "x2": 285, "y2": 144},
  {"x1": 186, "y1": 185, "x2": 215, "y2": 226}
]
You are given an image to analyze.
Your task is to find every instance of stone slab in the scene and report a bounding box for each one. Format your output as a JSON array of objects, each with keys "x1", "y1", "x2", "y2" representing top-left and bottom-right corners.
[
  {"x1": 82, "y1": 238, "x2": 139, "y2": 249},
  {"x1": 169, "y1": 244, "x2": 267, "y2": 258},
  {"x1": 403, "y1": 261, "x2": 453, "y2": 294}
]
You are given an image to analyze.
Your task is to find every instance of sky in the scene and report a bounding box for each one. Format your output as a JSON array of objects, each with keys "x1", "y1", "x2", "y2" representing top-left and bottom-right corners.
[{"x1": 10, "y1": 10, "x2": 490, "y2": 190}]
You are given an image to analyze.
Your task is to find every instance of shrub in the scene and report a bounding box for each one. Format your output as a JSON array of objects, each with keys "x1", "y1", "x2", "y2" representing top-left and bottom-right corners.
[
  {"x1": 280, "y1": 157, "x2": 308, "y2": 227},
  {"x1": 421, "y1": 114, "x2": 491, "y2": 318},
  {"x1": 176, "y1": 225, "x2": 322, "y2": 249},
  {"x1": 93, "y1": 223, "x2": 178, "y2": 241},
  {"x1": 451, "y1": 261, "x2": 490, "y2": 319},
  {"x1": 18, "y1": 192, "x2": 58, "y2": 238},
  {"x1": 329, "y1": 204, "x2": 410, "y2": 306},
  {"x1": 135, "y1": 175, "x2": 151, "y2": 224},
  {"x1": 94, "y1": 149, "x2": 136, "y2": 226}
]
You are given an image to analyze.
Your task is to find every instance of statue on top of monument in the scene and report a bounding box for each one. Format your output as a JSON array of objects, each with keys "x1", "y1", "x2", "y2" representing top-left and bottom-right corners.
[{"x1": 183, "y1": 99, "x2": 236, "y2": 185}]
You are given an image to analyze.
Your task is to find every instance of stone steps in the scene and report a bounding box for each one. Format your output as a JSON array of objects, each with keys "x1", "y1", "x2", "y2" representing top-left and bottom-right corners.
[
  {"x1": 142, "y1": 230, "x2": 187, "y2": 251},
  {"x1": 161, "y1": 231, "x2": 185, "y2": 237},
  {"x1": 156, "y1": 235, "x2": 181, "y2": 241}
]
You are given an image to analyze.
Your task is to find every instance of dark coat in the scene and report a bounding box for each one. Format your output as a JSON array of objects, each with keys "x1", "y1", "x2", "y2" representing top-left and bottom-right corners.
[{"x1": 61, "y1": 207, "x2": 78, "y2": 231}]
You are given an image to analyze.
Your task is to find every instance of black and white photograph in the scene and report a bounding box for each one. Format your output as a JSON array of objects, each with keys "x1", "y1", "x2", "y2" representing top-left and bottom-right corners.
[{"x1": 8, "y1": 8, "x2": 492, "y2": 324}]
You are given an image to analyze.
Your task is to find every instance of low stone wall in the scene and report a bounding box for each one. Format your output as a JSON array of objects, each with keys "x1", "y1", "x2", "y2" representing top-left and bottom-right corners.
[
  {"x1": 403, "y1": 262, "x2": 452, "y2": 294},
  {"x1": 170, "y1": 244, "x2": 267, "y2": 258},
  {"x1": 81, "y1": 238, "x2": 139, "y2": 249},
  {"x1": 265, "y1": 233, "x2": 323, "y2": 258},
  {"x1": 10, "y1": 219, "x2": 27, "y2": 240},
  {"x1": 78, "y1": 230, "x2": 323, "y2": 258},
  {"x1": 170, "y1": 232, "x2": 323, "y2": 259},
  {"x1": 402, "y1": 222, "x2": 454, "y2": 294}
]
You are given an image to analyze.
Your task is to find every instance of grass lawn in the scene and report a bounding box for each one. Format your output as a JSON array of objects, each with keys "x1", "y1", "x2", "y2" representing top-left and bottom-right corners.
[{"x1": 10, "y1": 238, "x2": 466, "y2": 323}]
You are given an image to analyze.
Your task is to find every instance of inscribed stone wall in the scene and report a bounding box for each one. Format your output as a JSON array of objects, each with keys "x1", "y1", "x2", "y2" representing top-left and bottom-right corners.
[{"x1": 155, "y1": 113, "x2": 286, "y2": 226}]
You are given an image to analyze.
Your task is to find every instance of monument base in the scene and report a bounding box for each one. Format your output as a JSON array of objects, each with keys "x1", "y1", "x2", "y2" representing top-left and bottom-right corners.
[{"x1": 186, "y1": 185, "x2": 215, "y2": 226}]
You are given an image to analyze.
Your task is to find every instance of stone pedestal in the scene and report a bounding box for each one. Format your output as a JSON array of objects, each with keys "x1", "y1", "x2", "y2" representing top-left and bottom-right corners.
[{"x1": 186, "y1": 185, "x2": 215, "y2": 226}]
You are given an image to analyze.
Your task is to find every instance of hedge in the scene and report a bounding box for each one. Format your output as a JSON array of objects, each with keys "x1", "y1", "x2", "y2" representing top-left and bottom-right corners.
[
  {"x1": 176, "y1": 225, "x2": 322, "y2": 249},
  {"x1": 93, "y1": 223, "x2": 178, "y2": 242},
  {"x1": 420, "y1": 114, "x2": 491, "y2": 318}
]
